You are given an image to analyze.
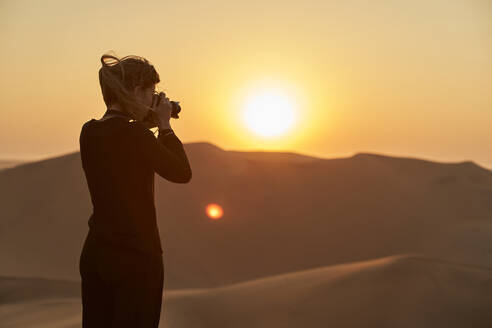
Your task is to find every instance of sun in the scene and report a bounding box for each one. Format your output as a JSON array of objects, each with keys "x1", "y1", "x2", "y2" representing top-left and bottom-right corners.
[{"x1": 242, "y1": 89, "x2": 296, "y2": 137}]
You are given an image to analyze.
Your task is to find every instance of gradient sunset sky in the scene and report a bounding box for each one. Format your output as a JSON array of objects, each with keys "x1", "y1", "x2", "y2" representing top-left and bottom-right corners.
[{"x1": 1, "y1": 0, "x2": 491, "y2": 168}]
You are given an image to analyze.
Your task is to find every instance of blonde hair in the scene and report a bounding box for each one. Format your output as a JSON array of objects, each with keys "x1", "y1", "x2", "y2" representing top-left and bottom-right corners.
[{"x1": 98, "y1": 52, "x2": 161, "y2": 121}]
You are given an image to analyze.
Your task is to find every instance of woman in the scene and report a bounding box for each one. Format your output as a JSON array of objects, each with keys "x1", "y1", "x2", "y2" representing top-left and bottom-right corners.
[{"x1": 79, "y1": 53, "x2": 192, "y2": 327}]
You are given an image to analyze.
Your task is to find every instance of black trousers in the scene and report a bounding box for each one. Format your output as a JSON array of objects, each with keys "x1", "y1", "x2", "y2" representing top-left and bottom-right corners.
[{"x1": 79, "y1": 234, "x2": 164, "y2": 328}]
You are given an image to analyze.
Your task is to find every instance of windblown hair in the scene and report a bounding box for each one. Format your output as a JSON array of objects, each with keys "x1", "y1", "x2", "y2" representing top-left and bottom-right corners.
[{"x1": 98, "y1": 52, "x2": 160, "y2": 121}]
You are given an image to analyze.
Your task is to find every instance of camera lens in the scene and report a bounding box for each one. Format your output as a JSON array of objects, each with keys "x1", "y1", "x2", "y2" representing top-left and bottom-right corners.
[{"x1": 170, "y1": 101, "x2": 181, "y2": 118}]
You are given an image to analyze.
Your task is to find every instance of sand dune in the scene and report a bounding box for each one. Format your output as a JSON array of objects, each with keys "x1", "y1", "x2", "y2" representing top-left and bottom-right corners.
[
  {"x1": 0, "y1": 276, "x2": 81, "y2": 328},
  {"x1": 162, "y1": 254, "x2": 492, "y2": 327},
  {"x1": 1, "y1": 144, "x2": 491, "y2": 326},
  {"x1": 0, "y1": 160, "x2": 28, "y2": 170},
  {"x1": 0, "y1": 276, "x2": 80, "y2": 304},
  {"x1": 1, "y1": 143, "x2": 491, "y2": 290},
  {"x1": 1, "y1": 254, "x2": 491, "y2": 327},
  {"x1": 0, "y1": 298, "x2": 81, "y2": 328}
]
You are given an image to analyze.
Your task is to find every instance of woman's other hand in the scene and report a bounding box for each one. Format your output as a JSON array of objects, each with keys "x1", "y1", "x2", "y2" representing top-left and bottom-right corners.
[{"x1": 155, "y1": 93, "x2": 172, "y2": 129}]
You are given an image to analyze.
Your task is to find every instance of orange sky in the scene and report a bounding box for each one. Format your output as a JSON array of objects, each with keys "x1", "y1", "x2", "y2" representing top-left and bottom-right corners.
[{"x1": 1, "y1": 0, "x2": 491, "y2": 169}]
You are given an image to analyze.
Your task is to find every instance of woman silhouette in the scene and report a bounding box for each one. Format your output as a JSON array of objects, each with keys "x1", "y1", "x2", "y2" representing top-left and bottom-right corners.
[{"x1": 78, "y1": 53, "x2": 192, "y2": 327}]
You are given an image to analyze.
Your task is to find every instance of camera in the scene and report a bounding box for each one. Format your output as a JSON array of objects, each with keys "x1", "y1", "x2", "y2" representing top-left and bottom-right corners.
[
  {"x1": 142, "y1": 92, "x2": 181, "y2": 127},
  {"x1": 152, "y1": 91, "x2": 181, "y2": 119}
]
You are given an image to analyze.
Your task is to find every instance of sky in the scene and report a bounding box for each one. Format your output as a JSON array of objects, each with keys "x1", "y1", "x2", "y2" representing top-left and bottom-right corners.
[{"x1": 1, "y1": 0, "x2": 491, "y2": 169}]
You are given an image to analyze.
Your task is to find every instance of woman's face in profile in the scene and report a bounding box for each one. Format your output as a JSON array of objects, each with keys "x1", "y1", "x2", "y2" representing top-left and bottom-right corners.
[{"x1": 134, "y1": 84, "x2": 156, "y2": 108}]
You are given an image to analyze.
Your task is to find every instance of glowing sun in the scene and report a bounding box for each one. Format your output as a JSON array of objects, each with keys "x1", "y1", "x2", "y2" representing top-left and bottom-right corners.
[
  {"x1": 206, "y1": 203, "x2": 223, "y2": 220},
  {"x1": 242, "y1": 90, "x2": 296, "y2": 137}
]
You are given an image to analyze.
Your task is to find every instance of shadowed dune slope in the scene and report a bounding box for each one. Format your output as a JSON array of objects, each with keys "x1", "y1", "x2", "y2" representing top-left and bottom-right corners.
[{"x1": 0, "y1": 276, "x2": 80, "y2": 304}]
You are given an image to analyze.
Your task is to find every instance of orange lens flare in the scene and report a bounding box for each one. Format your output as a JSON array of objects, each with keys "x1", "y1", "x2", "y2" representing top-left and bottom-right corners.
[{"x1": 205, "y1": 203, "x2": 223, "y2": 220}]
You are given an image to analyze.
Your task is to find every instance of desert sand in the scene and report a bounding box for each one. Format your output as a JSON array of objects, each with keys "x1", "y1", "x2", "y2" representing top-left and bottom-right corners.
[
  {"x1": 1, "y1": 254, "x2": 491, "y2": 327},
  {"x1": 1, "y1": 143, "x2": 491, "y2": 326}
]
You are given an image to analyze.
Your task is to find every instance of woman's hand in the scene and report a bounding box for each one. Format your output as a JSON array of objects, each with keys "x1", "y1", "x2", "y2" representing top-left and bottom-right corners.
[
  {"x1": 139, "y1": 93, "x2": 172, "y2": 129},
  {"x1": 154, "y1": 93, "x2": 173, "y2": 128}
]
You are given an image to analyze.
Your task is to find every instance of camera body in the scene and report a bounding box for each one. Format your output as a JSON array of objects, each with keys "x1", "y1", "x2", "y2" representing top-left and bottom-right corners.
[
  {"x1": 153, "y1": 91, "x2": 181, "y2": 119},
  {"x1": 143, "y1": 92, "x2": 181, "y2": 127}
]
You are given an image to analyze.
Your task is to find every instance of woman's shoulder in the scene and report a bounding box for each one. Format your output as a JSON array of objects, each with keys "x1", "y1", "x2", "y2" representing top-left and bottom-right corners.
[
  {"x1": 80, "y1": 118, "x2": 153, "y2": 142},
  {"x1": 79, "y1": 119, "x2": 95, "y2": 147},
  {"x1": 82, "y1": 118, "x2": 97, "y2": 127},
  {"x1": 80, "y1": 119, "x2": 94, "y2": 133}
]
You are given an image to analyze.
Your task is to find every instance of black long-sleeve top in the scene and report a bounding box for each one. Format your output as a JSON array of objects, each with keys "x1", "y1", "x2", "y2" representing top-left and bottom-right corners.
[{"x1": 79, "y1": 109, "x2": 192, "y2": 254}]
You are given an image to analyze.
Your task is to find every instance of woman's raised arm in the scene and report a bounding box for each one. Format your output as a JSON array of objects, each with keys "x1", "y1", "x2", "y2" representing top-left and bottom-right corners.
[{"x1": 133, "y1": 122, "x2": 192, "y2": 183}]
